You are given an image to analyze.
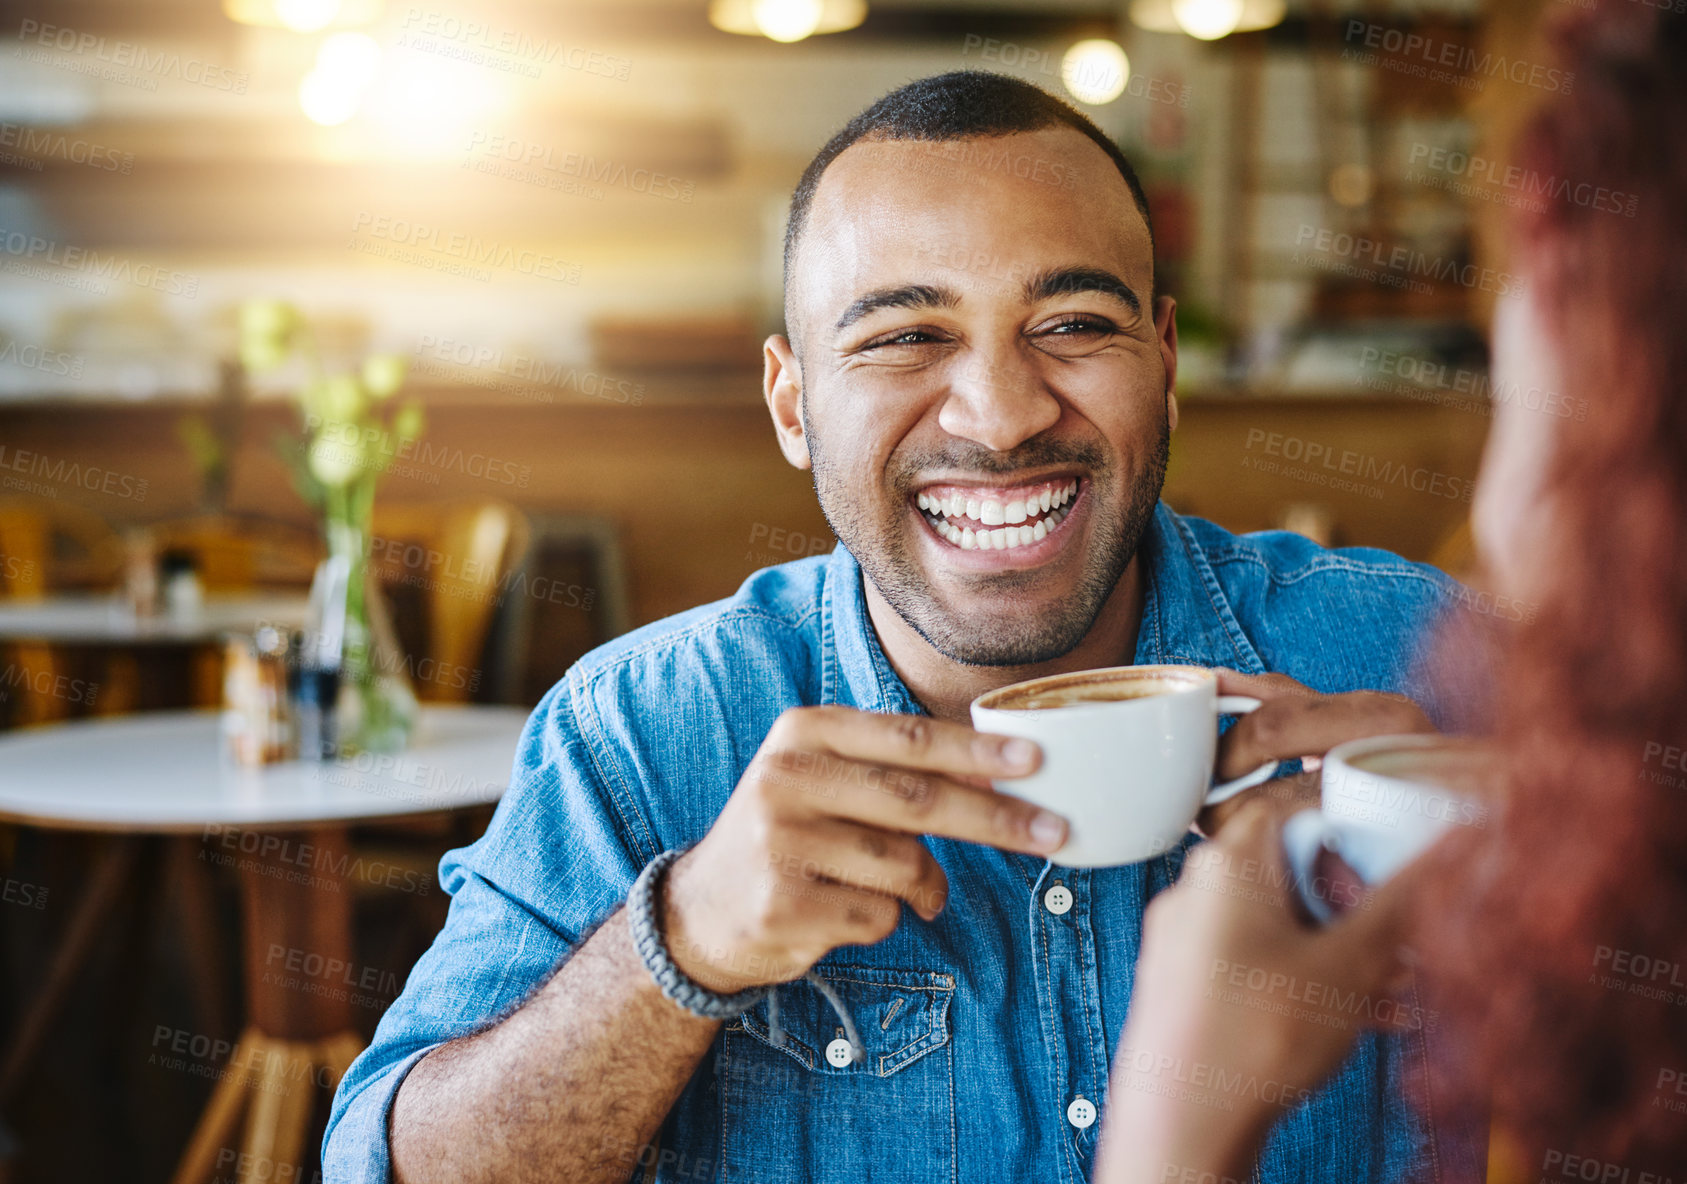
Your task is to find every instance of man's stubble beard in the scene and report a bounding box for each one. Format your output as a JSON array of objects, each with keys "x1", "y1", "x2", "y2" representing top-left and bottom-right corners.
[{"x1": 804, "y1": 404, "x2": 1170, "y2": 667}]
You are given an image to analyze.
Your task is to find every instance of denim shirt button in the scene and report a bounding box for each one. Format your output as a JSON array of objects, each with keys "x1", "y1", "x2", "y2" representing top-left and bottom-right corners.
[
  {"x1": 1043, "y1": 884, "x2": 1073, "y2": 915},
  {"x1": 825, "y1": 1038, "x2": 855, "y2": 1068},
  {"x1": 1066, "y1": 1097, "x2": 1096, "y2": 1129}
]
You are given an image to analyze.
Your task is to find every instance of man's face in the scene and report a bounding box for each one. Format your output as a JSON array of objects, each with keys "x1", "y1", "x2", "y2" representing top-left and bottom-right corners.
[{"x1": 772, "y1": 126, "x2": 1174, "y2": 666}]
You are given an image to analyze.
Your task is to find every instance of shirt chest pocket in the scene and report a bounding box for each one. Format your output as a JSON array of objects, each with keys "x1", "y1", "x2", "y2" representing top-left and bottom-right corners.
[{"x1": 719, "y1": 965, "x2": 956, "y2": 1184}]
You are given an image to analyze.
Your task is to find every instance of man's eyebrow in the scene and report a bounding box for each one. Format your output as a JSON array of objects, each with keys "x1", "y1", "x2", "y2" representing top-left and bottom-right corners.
[
  {"x1": 833, "y1": 283, "x2": 959, "y2": 333},
  {"x1": 1023, "y1": 266, "x2": 1142, "y2": 315}
]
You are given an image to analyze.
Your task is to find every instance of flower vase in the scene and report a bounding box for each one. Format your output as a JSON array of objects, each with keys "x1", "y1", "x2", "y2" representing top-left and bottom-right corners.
[{"x1": 323, "y1": 513, "x2": 416, "y2": 756}]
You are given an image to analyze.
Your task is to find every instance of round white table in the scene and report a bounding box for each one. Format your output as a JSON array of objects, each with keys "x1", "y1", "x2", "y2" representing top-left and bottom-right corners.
[
  {"x1": 0, "y1": 594, "x2": 311, "y2": 643},
  {"x1": 0, "y1": 705, "x2": 527, "y2": 831},
  {"x1": 0, "y1": 705, "x2": 529, "y2": 1184}
]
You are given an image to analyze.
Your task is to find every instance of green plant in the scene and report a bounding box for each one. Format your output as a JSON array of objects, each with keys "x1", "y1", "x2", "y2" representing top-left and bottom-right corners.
[{"x1": 238, "y1": 299, "x2": 423, "y2": 753}]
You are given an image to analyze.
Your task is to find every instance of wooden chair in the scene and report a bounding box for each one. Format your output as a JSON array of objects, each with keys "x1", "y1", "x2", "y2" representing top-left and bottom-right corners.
[
  {"x1": 349, "y1": 500, "x2": 529, "y2": 917},
  {"x1": 0, "y1": 499, "x2": 123, "y2": 727},
  {"x1": 368, "y1": 500, "x2": 530, "y2": 703},
  {"x1": 145, "y1": 513, "x2": 322, "y2": 595},
  {"x1": 1428, "y1": 517, "x2": 1477, "y2": 581}
]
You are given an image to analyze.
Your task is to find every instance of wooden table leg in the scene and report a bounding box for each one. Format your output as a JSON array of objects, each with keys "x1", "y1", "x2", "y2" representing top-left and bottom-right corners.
[
  {"x1": 170, "y1": 827, "x2": 366, "y2": 1184},
  {"x1": 168, "y1": 1027, "x2": 261, "y2": 1184},
  {"x1": 240, "y1": 1038, "x2": 314, "y2": 1181}
]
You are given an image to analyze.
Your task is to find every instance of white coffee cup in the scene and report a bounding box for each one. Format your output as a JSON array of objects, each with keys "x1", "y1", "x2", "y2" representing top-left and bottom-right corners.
[
  {"x1": 970, "y1": 664, "x2": 1280, "y2": 867},
  {"x1": 1282, "y1": 733, "x2": 1496, "y2": 922}
]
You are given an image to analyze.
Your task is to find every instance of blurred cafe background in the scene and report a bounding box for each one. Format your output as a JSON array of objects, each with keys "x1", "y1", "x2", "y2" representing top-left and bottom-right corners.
[{"x1": 0, "y1": 0, "x2": 1555, "y2": 1178}]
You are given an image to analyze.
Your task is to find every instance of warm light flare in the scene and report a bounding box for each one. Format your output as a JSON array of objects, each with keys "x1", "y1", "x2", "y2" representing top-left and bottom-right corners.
[
  {"x1": 275, "y1": 0, "x2": 341, "y2": 33},
  {"x1": 1128, "y1": 0, "x2": 1284, "y2": 38},
  {"x1": 222, "y1": 0, "x2": 383, "y2": 31},
  {"x1": 707, "y1": 0, "x2": 867, "y2": 41},
  {"x1": 1061, "y1": 40, "x2": 1130, "y2": 106},
  {"x1": 297, "y1": 32, "x2": 382, "y2": 127},
  {"x1": 753, "y1": 0, "x2": 825, "y2": 42},
  {"x1": 1173, "y1": 0, "x2": 1246, "y2": 41}
]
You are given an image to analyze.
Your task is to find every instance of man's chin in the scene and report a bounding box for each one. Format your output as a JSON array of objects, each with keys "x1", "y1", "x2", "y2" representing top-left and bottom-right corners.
[{"x1": 886, "y1": 582, "x2": 1098, "y2": 668}]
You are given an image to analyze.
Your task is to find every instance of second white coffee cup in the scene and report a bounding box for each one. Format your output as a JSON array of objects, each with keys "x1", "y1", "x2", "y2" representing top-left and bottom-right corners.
[
  {"x1": 970, "y1": 664, "x2": 1279, "y2": 867},
  {"x1": 1282, "y1": 732, "x2": 1495, "y2": 922}
]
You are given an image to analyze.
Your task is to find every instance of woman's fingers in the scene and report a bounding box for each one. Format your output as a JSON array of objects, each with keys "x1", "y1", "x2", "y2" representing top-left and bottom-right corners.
[{"x1": 1195, "y1": 770, "x2": 1320, "y2": 838}]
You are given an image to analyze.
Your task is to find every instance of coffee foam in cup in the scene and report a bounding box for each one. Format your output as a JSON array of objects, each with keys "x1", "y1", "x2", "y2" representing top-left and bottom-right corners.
[{"x1": 981, "y1": 666, "x2": 1208, "y2": 712}]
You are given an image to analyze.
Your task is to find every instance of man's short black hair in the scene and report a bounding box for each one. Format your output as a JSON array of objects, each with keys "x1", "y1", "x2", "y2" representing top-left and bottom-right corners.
[{"x1": 782, "y1": 70, "x2": 1155, "y2": 288}]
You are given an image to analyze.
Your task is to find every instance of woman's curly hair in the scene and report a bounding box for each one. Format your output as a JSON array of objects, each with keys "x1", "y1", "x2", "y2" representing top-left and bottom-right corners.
[{"x1": 1417, "y1": 3, "x2": 1687, "y2": 1174}]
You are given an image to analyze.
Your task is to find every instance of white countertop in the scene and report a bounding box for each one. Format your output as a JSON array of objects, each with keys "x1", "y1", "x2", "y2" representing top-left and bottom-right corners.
[{"x1": 0, "y1": 705, "x2": 530, "y2": 832}]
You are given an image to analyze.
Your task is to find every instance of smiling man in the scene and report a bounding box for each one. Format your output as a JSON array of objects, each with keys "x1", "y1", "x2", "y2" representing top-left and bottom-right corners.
[{"x1": 326, "y1": 73, "x2": 1459, "y2": 1183}]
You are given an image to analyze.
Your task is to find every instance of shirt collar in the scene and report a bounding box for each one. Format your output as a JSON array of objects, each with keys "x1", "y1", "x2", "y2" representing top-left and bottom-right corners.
[{"x1": 821, "y1": 502, "x2": 1267, "y2": 715}]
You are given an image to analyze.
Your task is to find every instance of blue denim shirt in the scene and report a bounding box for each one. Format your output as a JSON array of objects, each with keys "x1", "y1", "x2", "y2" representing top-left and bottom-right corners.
[{"x1": 325, "y1": 504, "x2": 1465, "y2": 1184}]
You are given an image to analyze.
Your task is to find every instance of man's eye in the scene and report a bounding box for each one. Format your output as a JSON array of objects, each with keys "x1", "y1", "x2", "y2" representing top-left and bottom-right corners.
[
  {"x1": 1044, "y1": 317, "x2": 1116, "y2": 336},
  {"x1": 864, "y1": 329, "x2": 939, "y2": 349}
]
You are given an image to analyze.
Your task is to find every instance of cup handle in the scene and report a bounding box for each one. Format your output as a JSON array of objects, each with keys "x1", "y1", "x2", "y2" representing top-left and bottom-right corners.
[
  {"x1": 1281, "y1": 808, "x2": 1343, "y2": 925},
  {"x1": 1202, "y1": 695, "x2": 1279, "y2": 806}
]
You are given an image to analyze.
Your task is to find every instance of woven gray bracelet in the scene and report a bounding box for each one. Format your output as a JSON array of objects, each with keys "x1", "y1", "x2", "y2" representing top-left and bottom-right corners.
[{"x1": 627, "y1": 847, "x2": 771, "y2": 1021}]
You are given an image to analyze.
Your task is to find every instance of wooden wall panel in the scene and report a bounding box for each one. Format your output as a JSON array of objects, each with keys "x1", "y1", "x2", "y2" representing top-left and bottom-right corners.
[{"x1": 0, "y1": 391, "x2": 1486, "y2": 638}]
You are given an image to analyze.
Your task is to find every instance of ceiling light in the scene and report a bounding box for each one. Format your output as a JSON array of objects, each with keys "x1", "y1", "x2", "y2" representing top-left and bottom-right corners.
[
  {"x1": 708, "y1": 0, "x2": 867, "y2": 42},
  {"x1": 275, "y1": 0, "x2": 340, "y2": 32},
  {"x1": 1129, "y1": 0, "x2": 1285, "y2": 39},
  {"x1": 223, "y1": 0, "x2": 383, "y2": 32},
  {"x1": 1061, "y1": 40, "x2": 1130, "y2": 106},
  {"x1": 297, "y1": 32, "x2": 381, "y2": 126},
  {"x1": 754, "y1": 0, "x2": 823, "y2": 42},
  {"x1": 1172, "y1": 0, "x2": 1245, "y2": 41}
]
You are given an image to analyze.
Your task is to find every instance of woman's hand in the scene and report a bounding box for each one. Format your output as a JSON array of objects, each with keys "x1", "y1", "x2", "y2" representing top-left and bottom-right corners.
[{"x1": 1096, "y1": 800, "x2": 1420, "y2": 1184}]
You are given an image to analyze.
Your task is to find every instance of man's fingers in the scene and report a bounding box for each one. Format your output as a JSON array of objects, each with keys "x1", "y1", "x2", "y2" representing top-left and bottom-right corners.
[
  {"x1": 771, "y1": 823, "x2": 951, "y2": 920},
  {"x1": 755, "y1": 747, "x2": 1067, "y2": 855},
  {"x1": 1216, "y1": 690, "x2": 1436, "y2": 780},
  {"x1": 778, "y1": 878, "x2": 905, "y2": 950},
  {"x1": 769, "y1": 705, "x2": 1042, "y2": 780}
]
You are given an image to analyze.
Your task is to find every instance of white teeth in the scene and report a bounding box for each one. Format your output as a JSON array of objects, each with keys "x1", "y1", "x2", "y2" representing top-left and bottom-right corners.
[{"x1": 925, "y1": 480, "x2": 1080, "y2": 549}]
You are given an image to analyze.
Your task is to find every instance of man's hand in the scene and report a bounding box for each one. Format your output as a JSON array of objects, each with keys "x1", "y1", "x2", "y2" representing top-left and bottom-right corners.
[
  {"x1": 1198, "y1": 670, "x2": 1437, "y2": 835},
  {"x1": 663, "y1": 706, "x2": 1069, "y2": 993}
]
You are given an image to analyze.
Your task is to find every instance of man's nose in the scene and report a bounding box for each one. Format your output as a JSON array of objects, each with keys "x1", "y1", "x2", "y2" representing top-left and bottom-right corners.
[{"x1": 936, "y1": 348, "x2": 1061, "y2": 452}]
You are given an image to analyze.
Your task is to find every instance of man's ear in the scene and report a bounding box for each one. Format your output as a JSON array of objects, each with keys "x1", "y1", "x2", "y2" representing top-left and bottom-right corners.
[
  {"x1": 764, "y1": 334, "x2": 811, "y2": 470},
  {"x1": 1154, "y1": 294, "x2": 1179, "y2": 433}
]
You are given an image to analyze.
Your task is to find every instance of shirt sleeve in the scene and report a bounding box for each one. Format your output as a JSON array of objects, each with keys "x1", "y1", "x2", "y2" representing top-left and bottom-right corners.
[{"x1": 322, "y1": 675, "x2": 652, "y2": 1182}]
